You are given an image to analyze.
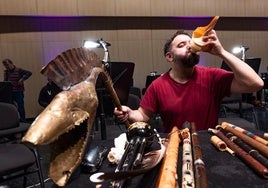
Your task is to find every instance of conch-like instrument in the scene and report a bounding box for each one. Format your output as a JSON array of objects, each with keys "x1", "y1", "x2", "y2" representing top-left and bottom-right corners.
[
  {"x1": 190, "y1": 16, "x2": 220, "y2": 53},
  {"x1": 22, "y1": 47, "x2": 120, "y2": 186}
]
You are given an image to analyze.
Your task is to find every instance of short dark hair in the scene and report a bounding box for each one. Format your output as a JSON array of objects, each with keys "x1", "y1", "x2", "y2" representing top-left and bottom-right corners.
[
  {"x1": 163, "y1": 31, "x2": 191, "y2": 56},
  {"x1": 2, "y1": 58, "x2": 13, "y2": 64}
]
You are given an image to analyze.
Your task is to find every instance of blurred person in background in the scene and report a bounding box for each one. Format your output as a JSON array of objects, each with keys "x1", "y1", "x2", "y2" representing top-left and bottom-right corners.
[{"x1": 2, "y1": 58, "x2": 32, "y2": 122}]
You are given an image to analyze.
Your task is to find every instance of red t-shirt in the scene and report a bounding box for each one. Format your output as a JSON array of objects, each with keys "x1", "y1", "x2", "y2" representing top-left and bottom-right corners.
[{"x1": 140, "y1": 66, "x2": 234, "y2": 132}]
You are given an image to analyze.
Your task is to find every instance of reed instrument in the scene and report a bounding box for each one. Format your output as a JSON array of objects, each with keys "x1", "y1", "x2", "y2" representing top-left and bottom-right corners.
[{"x1": 191, "y1": 122, "x2": 208, "y2": 188}]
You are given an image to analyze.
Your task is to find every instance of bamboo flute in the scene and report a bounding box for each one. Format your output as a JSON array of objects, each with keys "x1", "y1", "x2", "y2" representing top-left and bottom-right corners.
[{"x1": 191, "y1": 122, "x2": 208, "y2": 188}]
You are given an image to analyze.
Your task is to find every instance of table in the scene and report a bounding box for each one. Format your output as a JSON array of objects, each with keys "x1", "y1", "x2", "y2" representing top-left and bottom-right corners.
[{"x1": 63, "y1": 127, "x2": 268, "y2": 188}]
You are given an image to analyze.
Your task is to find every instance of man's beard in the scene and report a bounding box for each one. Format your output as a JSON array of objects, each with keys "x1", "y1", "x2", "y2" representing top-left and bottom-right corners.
[{"x1": 173, "y1": 52, "x2": 200, "y2": 68}]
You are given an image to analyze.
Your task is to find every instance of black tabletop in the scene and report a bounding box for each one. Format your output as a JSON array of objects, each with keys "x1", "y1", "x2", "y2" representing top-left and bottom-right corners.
[{"x1": 62, "y1": 129, "x2": 268, "y2": 188}]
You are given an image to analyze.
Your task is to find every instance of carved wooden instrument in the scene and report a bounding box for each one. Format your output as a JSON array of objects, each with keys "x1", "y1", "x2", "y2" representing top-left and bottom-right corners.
[
  {"x1": 208, "y1": 128, "x2": 268, "y2": 179},
  {"x1": 219, "y1": 128, "x2": 268, "y2": 168},
  {"x1": 221, "y1": 122, "x2": 268, "y2": 158},
  {"x1": 221, "y1": 122, "x2": 268, "y2": 146},
  {"x1": 181, "y1": 128, "x2": 195, "y2": 188},
  {"x1": 191, "y1": 122, "x2": 208, "y2": 188}
]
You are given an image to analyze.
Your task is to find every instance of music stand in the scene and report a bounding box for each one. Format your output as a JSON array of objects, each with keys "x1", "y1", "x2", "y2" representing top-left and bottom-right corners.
[
  {"x1": 245, "y1": 58, "x2": 261, "y2": 74},
  {"x1": 221, "y1": 58, "x2": 261, "y2": 103},
  {"x1": 111, "y1": 62, "x2": 135, "y2": 104},
  {"x1": 220, "y1": 61, "x2": 232, "y2": 71},
  {"x1": 221, "y1": 58, "x2": 261, "y2": 73},
  {"x1": 142, "y1": 74, "x2": 160, "y2": 95},
  {"x1": 96, "y1": 62, "x2": 135, "y2": 139}
]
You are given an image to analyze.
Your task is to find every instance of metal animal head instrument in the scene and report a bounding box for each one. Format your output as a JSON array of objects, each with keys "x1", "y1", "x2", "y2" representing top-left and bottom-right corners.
[
  {"x1": 22, "y1": 47, "x2": 124, "y2": 186},
  {"x1": 190, "y1": 16, "x2": 220, "y2": 53}
]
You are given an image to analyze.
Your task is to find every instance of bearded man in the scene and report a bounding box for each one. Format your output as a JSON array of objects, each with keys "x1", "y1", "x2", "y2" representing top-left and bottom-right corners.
[{"x1": 114, "y1": 30, "x2": 263, "y2": 132}]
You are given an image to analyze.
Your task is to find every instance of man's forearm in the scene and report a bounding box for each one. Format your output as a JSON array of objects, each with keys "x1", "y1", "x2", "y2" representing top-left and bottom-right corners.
[
  {"x1": 219, "y1": 49, "x2": 263, "y2": 93},
  {"x1": 128, "y1": 108, "x2": 150, "y2": 123}
]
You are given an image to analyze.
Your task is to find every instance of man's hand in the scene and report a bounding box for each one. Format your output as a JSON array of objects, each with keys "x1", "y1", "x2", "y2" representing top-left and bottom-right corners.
[
  {"x1": 18, "y1": 79, "x2": 24, "y2": 85},
  {"x1": 202, "y1": 30, "x2": 224, "y2": 56},
  {"x1": 114, "y1": 106, "x2": 131, "y2": 122}
]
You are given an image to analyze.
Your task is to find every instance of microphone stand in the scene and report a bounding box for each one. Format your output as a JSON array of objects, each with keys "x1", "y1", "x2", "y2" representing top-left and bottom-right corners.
[{"x1": 97, "y1": 39, "x2": 111, "y2": 140}]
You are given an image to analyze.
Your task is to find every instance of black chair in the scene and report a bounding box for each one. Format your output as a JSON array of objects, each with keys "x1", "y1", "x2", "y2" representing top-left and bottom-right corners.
[
  {"x1": 0, "y1": 81, "x2": 14, "y2": 104},
  {"x1": 129, "y1": 86, "x2": 142, "y2": 99},
  {"x1": 220, "y1": 58, "x2": 261, "y2": 129},
  {"x1": 95, "y1": 62, "x2": 135, "y2": 139},
  {"x1": 221, "y1": 94, "x2": 259, "y2": 129},
  {"x1": 127, "y1": 94, "x2": 141, "y2": 110},
  {"x1": 0, "y1": 102, "x2": 45, "y2": 188},
  {"x1": 142, "y1": 74, "x2": 160, "y2": 95},
  {"x1": 0, "y1": 103, "x2": 30, "y2": 140}
]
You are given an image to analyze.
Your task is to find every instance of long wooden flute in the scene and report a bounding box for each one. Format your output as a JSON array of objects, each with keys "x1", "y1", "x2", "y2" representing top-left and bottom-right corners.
[
  {"x1": 208, "y1": 128, "x2": 268, "y2": 178},
  {"x1": 156, "y1": 126, "x2": 180, "y2": 188},
  {"x1": 222, "y1": 129, "x2": 268, "y2": 168},
  {"x1": 221, "y1": 122, "x2": 268, "y2": 158},
  {"x1": 191, "y1": 122, "x2": 208, "y2": 188},
  {"x1": 221, "y1": 122, "x2": 268, "y2": 146}
]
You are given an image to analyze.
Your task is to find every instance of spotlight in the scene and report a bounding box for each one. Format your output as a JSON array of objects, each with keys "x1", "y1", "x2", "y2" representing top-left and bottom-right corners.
[
  {"x1": 83, "y1": 40, "x2": 101, "y2": 48},
  {"x1": 232, "y1": 45, "x2": 249, "y2": 61},
  {"x1": 83, "y1": 39, "x2": 111, "y2": 49},
  {"x1": 83, "y1": 38, "x2": 111, "y2": 70}
]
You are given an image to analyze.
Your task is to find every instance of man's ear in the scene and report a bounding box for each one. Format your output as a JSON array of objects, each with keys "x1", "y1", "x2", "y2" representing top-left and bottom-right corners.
[{"x1": 165, "y1": 52, "x2": 173, "y2": 62}]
